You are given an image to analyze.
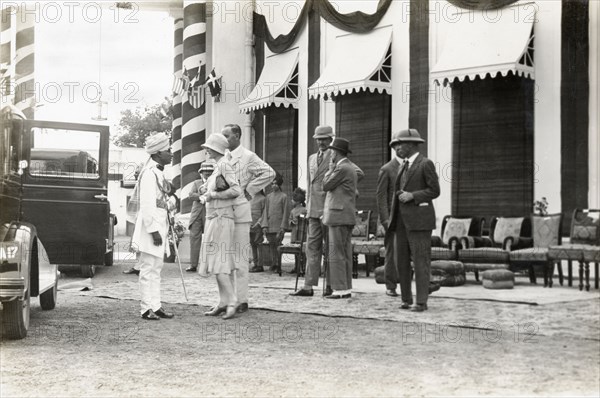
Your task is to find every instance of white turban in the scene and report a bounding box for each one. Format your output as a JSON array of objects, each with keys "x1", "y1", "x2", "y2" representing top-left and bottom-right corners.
[{"x1": 145, "y1": 133, "x2": 170, "y2": 154}]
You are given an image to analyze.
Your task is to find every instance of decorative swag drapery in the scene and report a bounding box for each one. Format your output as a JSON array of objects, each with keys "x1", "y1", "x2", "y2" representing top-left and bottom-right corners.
[{"x1": 253, "y1": 0, "x2": 520, "y2": 54}]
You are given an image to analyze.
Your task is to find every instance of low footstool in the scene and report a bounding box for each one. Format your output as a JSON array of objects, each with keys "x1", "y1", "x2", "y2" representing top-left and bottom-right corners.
[
  {"x1": 482, "y1": 269, "x2": 515, "y2": 289},
  {"x1": 430, "y1": 260, "x2": 465, "y2": 287}
]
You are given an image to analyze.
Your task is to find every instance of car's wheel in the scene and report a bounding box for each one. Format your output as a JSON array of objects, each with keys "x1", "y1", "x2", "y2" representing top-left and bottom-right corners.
[
  {"x1": 1, "y1": 289, "x2": 30, "y2": 340},
  {"x1": 39, "y1": 278, "x2": 58, "y2": 310},
  {"x1": 104, "y1": 250, "x2": 114, "y2": 266},
  {"x1": 81, "y1": 265, "x2": 96, "y2": 278}
]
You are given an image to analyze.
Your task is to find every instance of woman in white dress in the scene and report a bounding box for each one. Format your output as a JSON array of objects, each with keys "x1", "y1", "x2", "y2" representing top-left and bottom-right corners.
[{"x1": 198, "y1": 134, "x2": 242, "y2": 319}]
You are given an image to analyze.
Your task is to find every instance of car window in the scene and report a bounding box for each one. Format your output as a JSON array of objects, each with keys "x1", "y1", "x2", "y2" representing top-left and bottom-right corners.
[{"x1": 29, "y1": 128, "x2": 100, "y2": 179}]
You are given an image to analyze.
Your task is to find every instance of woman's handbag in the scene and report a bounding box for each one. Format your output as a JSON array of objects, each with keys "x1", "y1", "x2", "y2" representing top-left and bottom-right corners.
[{"x1": 215, "y1": 174, "x2": 230, "y2": 192}]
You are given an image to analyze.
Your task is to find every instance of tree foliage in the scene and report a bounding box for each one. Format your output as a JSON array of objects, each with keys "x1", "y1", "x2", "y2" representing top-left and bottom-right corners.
[{"x1": 111, "y1": 97, "x2": 173, "y2": 147}]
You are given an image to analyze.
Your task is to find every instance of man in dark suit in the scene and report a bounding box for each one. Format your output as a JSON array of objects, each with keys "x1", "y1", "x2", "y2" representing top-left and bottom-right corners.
[
  {"x1": 376, "y1": 151, "x2": 401, "y2": 296},
  {"x1": 323, "y1": 138, "x2": 358, "y2": 299},
  {"x1": 388, "y1": 129, "x2": 440, "y2": 312},
  {"x1": 289, "y1": 126, "x2": 363, "y2": 297}
]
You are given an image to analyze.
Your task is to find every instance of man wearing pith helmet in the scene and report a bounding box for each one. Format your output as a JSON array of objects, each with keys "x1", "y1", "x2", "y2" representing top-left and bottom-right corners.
[{"x1": 387, "y1": 128, "x2": 440, "y2": 312}]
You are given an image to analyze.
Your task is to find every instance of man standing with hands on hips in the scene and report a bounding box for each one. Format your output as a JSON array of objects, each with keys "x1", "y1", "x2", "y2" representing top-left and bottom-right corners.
[
  {"x1": 130, "y1": 132, "x2": 176, "y2": 320},
  {"x1": 322, "y1": 137, "x2": 358, "y2": 299},
  {"x1": 221, "y1": 124, "x2": 275, "y2": 313},
  {"x1": 387, "y1": 129, "x2": 440, "y2": 312}
]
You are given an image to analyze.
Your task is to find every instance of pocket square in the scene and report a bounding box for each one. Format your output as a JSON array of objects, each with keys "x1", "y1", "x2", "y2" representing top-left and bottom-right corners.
[{"x1": 418, "y1": 203, "x2": 429, "y2": 207}]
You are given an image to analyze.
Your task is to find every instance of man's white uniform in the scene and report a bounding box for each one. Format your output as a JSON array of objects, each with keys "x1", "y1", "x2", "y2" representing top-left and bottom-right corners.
[{"x1": 131, "y1": 135, "x2": 172, "y2": 316}]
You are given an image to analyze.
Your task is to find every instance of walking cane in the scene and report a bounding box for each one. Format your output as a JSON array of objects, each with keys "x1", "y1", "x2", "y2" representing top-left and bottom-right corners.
[
  {"x1": 168, "y1": 220, "x2": 189, "y2": 301},
  {"x1": 322, "y1": 228, "x2": 329, "y2": 296}
]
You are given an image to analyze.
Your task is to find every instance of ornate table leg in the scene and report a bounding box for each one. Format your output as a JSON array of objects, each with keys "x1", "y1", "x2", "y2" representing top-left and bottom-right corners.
[
  {"x1": 584, "y1": 261, "x2": 590, "y2": 291},
  {"x1": 579, "y1": 261, "x2": 584, "y2": 291}
]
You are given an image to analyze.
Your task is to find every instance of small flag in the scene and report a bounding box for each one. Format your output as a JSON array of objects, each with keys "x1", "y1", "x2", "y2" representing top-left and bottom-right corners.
[
  {"x1": 172, "y1": 73, "x2": 184, "y2": 96},
  {"x1": 181, "y1": 67, "x2": 191, "y2": 93},
  {"x1": 205, "y1": 68, "x2": 221, "y2": 98}
]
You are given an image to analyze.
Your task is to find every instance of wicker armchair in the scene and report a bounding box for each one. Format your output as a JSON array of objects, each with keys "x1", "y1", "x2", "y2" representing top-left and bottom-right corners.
[{"x1": 431, "y1": 216, "x2": 485, "y2": 261}]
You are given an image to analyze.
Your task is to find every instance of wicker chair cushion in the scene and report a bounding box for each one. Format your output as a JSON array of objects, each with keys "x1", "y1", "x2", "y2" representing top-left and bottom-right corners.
[
  {"x1": 353, "y1": 240, "x2": 384, "y2": 255},
  {"x1": 582, "y1": 246, "x2": 600, "y2": 262},
  {"x1": 532, "y1": 214, "x2": 561, "y2": 247},
  {"x1": 442, "y1": 218, "x2": 471, "y2": 246},
  {"x1": 547, "y1": 243, "x2": 587, "y2": 261},
  {"x1": 510, "y1": 247, "x2": 549, "y2": 262},
  {"x1": 459, "y1": 248, "x2": 510, "y2": 263},
  {"x1": 463, "y1": 263, "x2": 510, "y2": 272},
  {"x1": 493, "y1": 217, "x2": 524, "y2": 245},
  {"x1": 431, "y1": 247, "x2": 458, "y2": 261}
]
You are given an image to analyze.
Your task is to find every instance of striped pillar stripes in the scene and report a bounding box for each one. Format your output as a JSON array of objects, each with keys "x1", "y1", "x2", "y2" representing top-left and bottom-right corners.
[
  {"x1": 172, "y1": 18, "x2": 184, "y2": 194},
  {"x1": 1, "y1": 7, "x2": 13, "y2": 102},
  {"x1": 180, "y1": 0, "x2": 207, "y2": 214},
  {"x1": 14, "y1": 7, "x2": 35, "y2": 119}
]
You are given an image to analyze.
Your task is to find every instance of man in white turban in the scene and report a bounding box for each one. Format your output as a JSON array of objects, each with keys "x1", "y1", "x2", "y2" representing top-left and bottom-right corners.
[{"x1": 130, "y1": 132, "x2": 176, "y2": 320}]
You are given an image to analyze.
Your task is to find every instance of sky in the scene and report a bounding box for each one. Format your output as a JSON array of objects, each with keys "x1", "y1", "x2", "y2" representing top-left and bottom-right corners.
[{"x1": 33, "y1": 3, "x2": 173, "y2": 135}]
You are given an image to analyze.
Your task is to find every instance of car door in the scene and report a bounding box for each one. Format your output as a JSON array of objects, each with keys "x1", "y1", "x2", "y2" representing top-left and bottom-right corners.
[{"x1": 21, "y1": 120, "x2": 110, "y2": 268}]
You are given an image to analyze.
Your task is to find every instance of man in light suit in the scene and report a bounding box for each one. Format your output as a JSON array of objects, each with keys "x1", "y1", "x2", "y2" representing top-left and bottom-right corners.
[
  {"x1": 388, "y1": 129, "x2": 440, "y2": 312},
  {"x1": 322, "y1": 138, "x2": 358, "y2": 299},
  {"x1": 290, "y1": 126, "x2": 363, "y2": 297},
  {"x1": 186, "y1": 161, "x2": 214, "y2": 272},
  {"x1": 130, "y1": 133, "x2": 176, "y2": 320},
  {"x1": 376, "y1": 151, "x2": 401, "y2": 296},
  {"x1": 222, "y1": 124, "x2": 275, "y2": 313}
]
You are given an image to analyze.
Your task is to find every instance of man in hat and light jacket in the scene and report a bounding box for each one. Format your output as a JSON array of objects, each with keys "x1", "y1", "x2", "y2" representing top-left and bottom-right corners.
[
  {"x1": 290, "y1": 126, "x2": 363, "y2": 297},
  {"x1": 130, "y1": 132, "x2": 176, "y2": 320},
  {"x1": 322, "y1": 137, "x2": 358, "y2": 299},
  {"x1": 388, "y1": 128, "x2": 440, "y2": 312},
  {"x1": 186, "y1": 160, "x2": 215, "y2": 272}
]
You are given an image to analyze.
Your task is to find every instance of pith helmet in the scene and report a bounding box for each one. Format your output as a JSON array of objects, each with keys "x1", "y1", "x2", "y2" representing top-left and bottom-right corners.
[{"x1": 389, "y1": 129, "x2": 425, "y2": 146}]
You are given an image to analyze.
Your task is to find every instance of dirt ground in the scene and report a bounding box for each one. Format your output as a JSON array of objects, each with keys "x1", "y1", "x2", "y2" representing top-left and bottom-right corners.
[{"x1": 1, "y1": 256, "x2": 599, "y2": 397}]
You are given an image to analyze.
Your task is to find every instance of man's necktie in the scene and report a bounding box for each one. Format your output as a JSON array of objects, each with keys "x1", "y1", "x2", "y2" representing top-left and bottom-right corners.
[
  {"x1": 317, "y1": 151, "x2": 323, "y2": 165},
  {"x1": 399, "y1": 160, "x2": 409, "y2": 189}
]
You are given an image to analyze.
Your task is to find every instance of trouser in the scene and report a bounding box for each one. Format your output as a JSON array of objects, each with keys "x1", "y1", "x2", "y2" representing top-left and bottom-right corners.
[
  {"x1": 139, "y1": 252, "x2": 164, "y2": 314},
  {"x1": 189, "y1": 220, "x2": 203, "y2": 268},
  {"x1": 328, "y1": 225, "x2": 353, "y2": 291},
  {"x1": 249, "y1": 224, "x2": 263, "y2": 265},
  {"x1": 265, "y1": 232, "x2": 282, "y2": 268},
  {"x1": 384, "y1": 231, "x2": 398, "y2": 290},
  {"x1": 231, "y1": 222, "x2": 250, "y2": 304},
  {"x1": 304, "y1": 218, "x2": 330, "y2": 287},
  {"x1": 395, "y1": 219, "x2": 432, "y2": 305}
]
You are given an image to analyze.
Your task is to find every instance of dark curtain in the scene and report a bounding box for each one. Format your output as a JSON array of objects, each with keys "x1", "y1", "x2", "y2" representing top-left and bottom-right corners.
[
  {"x1": 452, "y1": 75, "x2": 534, "y2": 229},
  {"x1": 307, "y1": 8, "x2": 321, "y2": 155},
  {"x1": 561, "y1": 0, "x2": 589, "y2": 235},
  {"x1": 335, "y1": 91, "x2": 392, "y2": 218},
  {"x1": 264, "y1": 106, "x2": 298, "y2": 199}
]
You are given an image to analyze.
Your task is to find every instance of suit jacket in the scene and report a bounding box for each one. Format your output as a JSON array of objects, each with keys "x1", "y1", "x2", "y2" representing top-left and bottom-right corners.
[
  {"x1": 388, "y1": 154, "x2": 440, "y2": 232},
  {"x1": 188, "y1": 178, "x2": 207, "y2": 229},
  {"x1": 376, "y1": 158, "x2": 400, "y2": 227},
  {"x1": 307, "y1": 149, "x2": 364, "y2": 219},
  {"x1": 322, "y1": 158, "x2": 358, "y2": 227}
]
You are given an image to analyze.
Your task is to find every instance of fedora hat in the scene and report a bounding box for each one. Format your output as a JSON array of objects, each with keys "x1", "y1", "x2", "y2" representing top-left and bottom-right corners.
[
  {"x1": 201, "y1": 133, "x2": 229, "y2": 155},
  {"x1": 389, "y1": 128, "x2": 425, "y2": 146},
  {"x1": 313, "y1": 125, "x2": 334, "y2": 139},
  {"x1": 328, "y1": 137, "x2": 352, "y2": 154}
]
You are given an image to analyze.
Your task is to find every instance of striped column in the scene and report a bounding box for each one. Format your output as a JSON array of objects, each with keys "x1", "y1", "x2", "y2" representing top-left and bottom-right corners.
[
  {"x1": 180, "y1": 0, "x2": 207, "y2": 214},
  {"x1": 14, "y1": 6, "x2": 35, "y2": 118},
  {"x1": 172, "y1": 18, "x2": 184, "y2": 195},
  {"x1": 1, "y1": 7, "x2": 13, "y2": 103}
]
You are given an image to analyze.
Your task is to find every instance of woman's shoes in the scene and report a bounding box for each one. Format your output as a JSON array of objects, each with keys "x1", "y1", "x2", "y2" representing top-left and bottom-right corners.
[
  {"x1": 222, "y1": 304, "x2": 237, "y2": 320},
  {"x1": 204, "y1": 305, "x2": 227, "y2": 316}
]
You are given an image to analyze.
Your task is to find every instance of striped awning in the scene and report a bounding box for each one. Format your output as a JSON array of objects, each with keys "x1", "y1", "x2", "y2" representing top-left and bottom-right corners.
[
  {"x1": 431, "y1": 4, "x2": 535, "y2": 86},
  {"x1": 308, "y1": 27, "x2": 392, "y2": 99},
  {"x1": 239, "y1": 49, "x2": 299, "y2": 113}
]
